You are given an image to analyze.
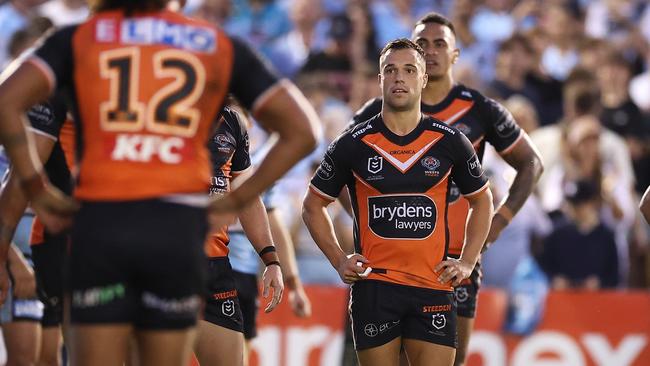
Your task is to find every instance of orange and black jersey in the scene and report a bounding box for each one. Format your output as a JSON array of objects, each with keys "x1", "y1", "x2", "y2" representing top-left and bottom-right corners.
[
  {"x1": 205, "y1": 107, "x2": 251, "y2": 258},
  {"x1": 29, "y1": 9, "x2": 278, "y2": 201},
  {"x1": 310, "y1": 115, "x2": 489, "y2": 291},
  {"x1": 351, "y1": 84, "x2": 522, "y2": 256}
]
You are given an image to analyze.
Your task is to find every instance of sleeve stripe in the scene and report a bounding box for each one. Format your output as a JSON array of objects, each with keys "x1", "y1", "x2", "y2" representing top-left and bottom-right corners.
[
  {"x1": 497, "y1": 130, "x2": 524, "y2": 155},
  {"x1": 463, "y1": 181, "x2": 490, "y2": 198},
  {"x1": 309, "y1": 184, "x2": 336, "y2": 202},
  {"x1": 251, "y1": 79, "x2": 291, "y2": 116},
  {"x1": 26, "y1": 56, "x2": 56, "y2": 93},
  {"x1": 27, "y1": 127, "x2": 57, "y2": 141}
]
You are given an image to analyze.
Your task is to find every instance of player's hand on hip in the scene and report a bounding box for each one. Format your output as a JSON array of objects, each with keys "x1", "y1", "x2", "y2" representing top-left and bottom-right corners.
[
  {"x1": 435, "y1": 258, "x2": 474, "y2": 287},
  {"x1": 337, "y1": 253, "x2": 369, "y2": 285},
  {"x1": 262, "y1": 264, "x2": 284, "y2": 313}
]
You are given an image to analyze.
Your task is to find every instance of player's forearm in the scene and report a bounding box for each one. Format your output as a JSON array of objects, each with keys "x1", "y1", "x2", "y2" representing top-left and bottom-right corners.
[
  {"x1": 238, "y1": 196, "x2": 275, "y2": 253},
  {"x1": 268, "y1": 209, "x2": 300, "y2": 283},
  {"x1": 0, "y1": 172, "x2": 30, "y2": 262},
  {"x1": 460, "y1": 189, "x2": 494, "y2": 268},
  {"x1": 302, "y1": 200, "x2": 346, "y2": 269},
  {"x1": 499, "y1": 136, "x2": 543, "y2": 217}
]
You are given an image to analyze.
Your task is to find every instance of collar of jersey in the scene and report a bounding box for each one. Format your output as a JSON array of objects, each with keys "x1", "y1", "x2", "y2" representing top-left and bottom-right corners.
[{"x1": 376, "y1": 114, "x2": 428, "y2": 146}]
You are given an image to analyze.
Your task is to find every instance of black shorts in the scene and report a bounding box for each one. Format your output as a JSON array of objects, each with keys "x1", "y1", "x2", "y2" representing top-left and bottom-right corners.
[
  {"x1": 203, "y1": 257, "x2": 244, "y2": 333},
  {"x1": 232, "y1": 270, "x2": 259, "y2": 339},
  {"x1": 454, "y1": 263, "x2": 481, "y2": 318},
  {"x1": 69, "y1": 200, "x2": 207, "y2": 330},
  {"x1": 349, "y1": 280, "x2": 456, "y2": 351},
  {"x1": 31, "y1": 234, "x2": 67, "y2": 327}
]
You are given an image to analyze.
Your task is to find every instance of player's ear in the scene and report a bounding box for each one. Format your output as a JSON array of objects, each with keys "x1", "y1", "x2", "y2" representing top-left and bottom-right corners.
[
  {"x1": 422, "y1": 72, "x2": 428, "y2": 89},
  {"x1": 452, "y1": 48, "x2": 460, "y2": 64}
]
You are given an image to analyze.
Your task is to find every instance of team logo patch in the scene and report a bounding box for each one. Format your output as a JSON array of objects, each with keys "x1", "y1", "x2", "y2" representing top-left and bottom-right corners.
[
  {"x1": 222, "y1": 299, "x2": 235, "y2": 317},
  {"x1": 364, "y1": 323, "x2": 379, "y2": 337},
  {"x1": 421, "y1": 156, "x2": 440, "y2": 177},
  {"x1": 455, "y1": 287, "x2": 469, "y2": 303},
  {"x1": 368, "y1": 156, "x2": 383, "y2": 174},
  {"x1": 432, "y1": 313, "x2": 446, "y2": 330}
]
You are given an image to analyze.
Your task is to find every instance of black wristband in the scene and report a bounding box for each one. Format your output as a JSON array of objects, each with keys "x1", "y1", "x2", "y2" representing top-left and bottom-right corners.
[
  {"x1": 266, "y1": 260, "x2": 281, "y2": 267},
  {"x1": 258, "y1": 245, "x2": 276, "y2": 257}
]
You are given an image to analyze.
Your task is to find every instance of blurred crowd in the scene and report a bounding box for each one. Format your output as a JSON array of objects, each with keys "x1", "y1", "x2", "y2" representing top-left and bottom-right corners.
[{"x1": 2, "y1": 0, "x2": 650, "y2": 292}]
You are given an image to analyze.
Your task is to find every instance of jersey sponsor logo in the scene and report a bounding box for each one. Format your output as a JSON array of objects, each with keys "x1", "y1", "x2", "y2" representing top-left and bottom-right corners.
[
  {"x1": 72, "y1": 283, "x2": 126, "y2": 308},
  {"x1": 364, "y1": 323, "x2": 379, "y2": 337},
  {"x1": 142, "y1": 292, "x2": 201, "y2": 314},
  {"x1": 13, "y1": 299, "x2": 44, "y2": 319},
  {"x1": 367, "y1": 156, "x2": 383, "y2": 174},
  {"x1": 316, "y1": 155, "x2": 336, "y2": 180},
  {"x1": 351, "y1": 123, "x2": 373, "y2": 138},
  {"x1": 117, "y1": 18, "x2": 216, "y2": 53},
  {"x1": 368, "y1": 194, "x2": 437, "y2": 239},
  {"x1": 422, "y1": 304, "x2": 452, "y2": 313},
  {"x1": 431, "y1": 122, "x2": 456, "y2": 135},
  {"x1": 209, "y1": 176, "x2": 228, "y2": 195},
  {"x1": 494, "y1": 116, "x2": 517, "y2": 138},
  {"x1": 432, "y1": 313, "x2": 447, "y2": 330},
  {"x1": 110, "y1": 133, "x2": 186, "y2": 164},
  {"x1": 467, "y1": 154, "x2": 483, "y2": 178},
  {"x1": 27, "y1": 103, "x2": 54, "y2": 126},
  {"x1": 421, "y1": 156, "x2": 440, "y2": 177}
]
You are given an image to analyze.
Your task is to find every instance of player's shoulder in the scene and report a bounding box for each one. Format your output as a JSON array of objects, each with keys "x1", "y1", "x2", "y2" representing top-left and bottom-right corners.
[
  {"x1": 422, "y1": 115, "x2": 462, "y2": 138},
  {"x1": 348, "y1": 114, "x2": 382, "y2": 140},
  {"x1": 351, "y1": 97, "x2": 382, "y2": 126},
  {"x1": 451, "y1": 83, "x2": 489, "y2": 104}
]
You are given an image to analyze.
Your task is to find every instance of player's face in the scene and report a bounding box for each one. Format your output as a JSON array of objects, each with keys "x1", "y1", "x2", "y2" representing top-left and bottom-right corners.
[
  {"x1": 379, "y1": 48, "x2": 428, "y2": 112},
  {"x1": 412, "y1": 22, "x2": 459, "y2": 80}
]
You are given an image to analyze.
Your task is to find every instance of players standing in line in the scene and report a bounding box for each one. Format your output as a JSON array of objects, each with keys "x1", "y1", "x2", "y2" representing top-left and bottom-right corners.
[
  {"x1": 350, "y1": 13, "x2": 543, "y2": 365},
  {"x1": 0, "y1": 0, "x2": 319, "y2": 364},
  {"x1": 303, "y1": 39, "x2": 493, "y2": 366}
]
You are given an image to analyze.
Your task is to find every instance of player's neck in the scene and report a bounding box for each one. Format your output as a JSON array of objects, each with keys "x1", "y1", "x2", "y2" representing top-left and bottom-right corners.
[
  {"x1": 381, "y1": 105, "x2": 422, "y2": 136},
  {"x1": 421, "y1": 75, "x2": 454, "y2": 106}
]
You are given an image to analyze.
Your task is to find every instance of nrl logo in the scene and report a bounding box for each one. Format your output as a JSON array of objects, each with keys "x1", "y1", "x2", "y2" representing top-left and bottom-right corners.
[{"x1": 368, "y1": 156, "x2": 383, "y2": 174}]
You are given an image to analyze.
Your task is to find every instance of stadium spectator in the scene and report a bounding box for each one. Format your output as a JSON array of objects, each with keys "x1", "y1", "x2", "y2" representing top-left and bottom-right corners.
[
  {"x1": 597, "y1": 51, "x2": 650, "y2": 194},
  {"x1": 0, "y1": 0, "x2": 46, "y2": 69},
  {"x1": 539, "y1": 179, "x2": 620, "y2": 290}
]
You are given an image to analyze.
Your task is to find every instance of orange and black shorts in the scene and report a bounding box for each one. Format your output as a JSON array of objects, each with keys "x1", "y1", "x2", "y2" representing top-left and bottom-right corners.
[{"x1": 349, "y1": 280, "x2": 456, "y2": 351}]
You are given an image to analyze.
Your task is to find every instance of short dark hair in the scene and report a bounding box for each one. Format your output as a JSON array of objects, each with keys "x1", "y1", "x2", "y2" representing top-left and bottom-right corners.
[
  {"x1": 415, "y1": 12, "x2": 456, "y2": 37},
  {"x1": 93, "y1": 0, "x2": 168, "y2": 15},
  {"x1": 379, "y1": 38, "x2": 426, "y2": 63}
]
